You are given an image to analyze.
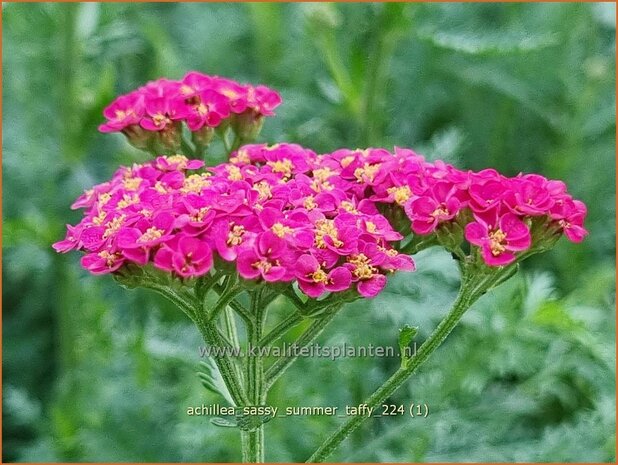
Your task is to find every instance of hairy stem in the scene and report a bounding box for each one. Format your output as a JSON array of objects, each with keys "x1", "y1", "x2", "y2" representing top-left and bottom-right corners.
[
  {"x1": 242, "y1": 287, "x2": 267, "y2": 462},
  {"x1": 147, "y1": 284, "x2": 248, "y2": 406},
  {"x1": 259, "y1": 312, "x2": 304, "y2": 347},
  {"x1": 265, "y1": 304, "x2": 342, "y2": 390},
  {"x1": 307, "y1": 266, "x2": 512, "y2": 462}
]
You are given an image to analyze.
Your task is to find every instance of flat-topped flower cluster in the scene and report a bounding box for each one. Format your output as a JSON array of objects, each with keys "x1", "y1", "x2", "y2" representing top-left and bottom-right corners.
[
  {"x1": 55, "y1": 142, "x2": 587, "y2": 298},
  {"x1": 98, "y1": 72, "x2": 282, "y2": 151}
]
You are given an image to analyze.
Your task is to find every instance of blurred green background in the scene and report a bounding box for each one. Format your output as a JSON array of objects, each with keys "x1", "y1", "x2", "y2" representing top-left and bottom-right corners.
[{"x1": 3, "y1": 2, "x2": 616, "y2": 462}]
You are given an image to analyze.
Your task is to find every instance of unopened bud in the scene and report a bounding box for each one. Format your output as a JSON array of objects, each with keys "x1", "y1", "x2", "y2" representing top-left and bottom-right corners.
[{"x1": 232, "y1": 110, "x2": 264, "y2": 142}]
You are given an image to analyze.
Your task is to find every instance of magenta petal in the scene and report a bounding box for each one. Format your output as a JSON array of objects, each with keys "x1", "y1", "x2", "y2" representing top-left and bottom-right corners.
[
  {"x1": 258, "y1": 231, "x2": 284, "y2": 257},
  {"x1": 237, "y1": 251, "x2": 261, "y2": 279},
  {"x1": 123, "y1": 247, "x2": 149, "y2": 266},
  {"x1": 295, "y1": 254, "x2": 319, "y2": 277},
  {"x1": 117, "y1": 228, "x2": 142, "y2": 249},
  {"x1": 140, "y1": 119, "x2": 160, "y2": 131},
  {"x1": 464, "y1": 222, "x2": 487, "y2": 246},
  {"x1": 258, "y1": 207, "x2": 280, "y2": 229},
  {"x1": 507, "y1": 234, "x2": 531, "y2": 252},
  {"x1": 411, "y1": 219, "x2": 436, "y2": 235},
  {"x1": 499, "y1": 213, "x2": 529, "y2": 240},
  {"x1": 564, "y1": 225, "x2": 587, "y2": 243},
  {"x1": 299, "y1": 280, "x2": 325, "y2": 298},
  {"x1": 481, "y1": 246, "x2": 516, "y2": 266},
  {"x1": 186, "y1": 159, "x2": 205, "y2": 170},
  {"x1": 81, "y1": 227, "x2": 106, "y2": 251},
  {"x1": 409, "y1": 197, "x2": 436, "y2": 217},
  {"x1": 292, "y1": 230, "x2": 314, "y2": 249},
  {"x1": 154, "y1": 246, "x2": 175, "y2": 272},
  {"x1": 178, "y1": 235, "x2": 200, "y2": 256},
  {"x1": 153, "y1": 211, "x2": 175, "y2": 231},
  {"x1": 326, "y1": 267, "x2": 352, "y2": 292},
  {"x1": 392, "y1": 254, "x2": 415, "y2": 271},
  {"x1": 357, "y1": 275, "x2": 387, "y2": 298},
  {"x1": 263, "y1": 266, "x2": 286, "y2": 282}
]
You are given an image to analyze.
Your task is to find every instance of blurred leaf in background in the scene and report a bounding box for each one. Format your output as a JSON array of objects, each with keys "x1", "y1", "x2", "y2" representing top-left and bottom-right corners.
[{"x1": 2, "y1": 2, "x2": 615, "y2": 462}]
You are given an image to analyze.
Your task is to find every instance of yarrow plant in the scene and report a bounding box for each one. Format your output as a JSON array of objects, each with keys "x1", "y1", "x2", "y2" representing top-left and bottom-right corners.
[{"x1": 54, "y1": 71, "x2": 587, "y2": 463}]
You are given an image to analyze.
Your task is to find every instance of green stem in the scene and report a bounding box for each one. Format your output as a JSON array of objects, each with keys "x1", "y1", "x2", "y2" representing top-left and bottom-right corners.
[
  {"x1": 307, "y1": 267, "x2": 512, "y2": 462},
  {"x1": 230, "y1": 133, "x2": 243, "y2": 153},
  {"x1": 223, "y1": 306, "x2": 244, "y2": 394},
  {"x1": 258, "y1": 312, "x2": 304, "y2": 347},
  {"x1": 221, "y1": 129, "x2": 232, "y2": 154},
  {"x1": 197, "y1": 321, "x2": 248, "y2": 407},
  {"x1": 223, "y1": 307, "x2": 241, "y2": 349},
  {"x1": 181, "y1": 136, "x2": 195, "y2": 158},
  {"x1": 265, "y1": 305, "x2": 342, "y2": 390},
  {"x1": 242, "y1": 287, "x2": 267, "y2": 462},
  {"x1": 242, "y1": 429, "x2": 264, "y2": 464},
  {"x1": 208, "y1": 274, "x2": 239, "y2": 322},
  {"x1": 147, "y1": 284, "x2": 248, "y2": 407},
  {"x1": 229, "y1": 298, "x2": 254, "y2": 328}
]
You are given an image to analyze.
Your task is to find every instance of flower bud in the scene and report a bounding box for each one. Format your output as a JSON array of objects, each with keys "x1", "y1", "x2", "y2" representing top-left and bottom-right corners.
[
  {"x1": 232, "y1": 110, "x2": 264, "y2": 142},
  {"x1": 122, "y1": 125, "x2": 154, "y2": 151},
  {"x1": 192, "y1": 125, "x2": 215, "y2": 148},
  {"x1": 436, "y1": 222, "x2": 464, "y2": 251},
  {"x1": 154, "y1": 123, "x2": 182, "y2": 154}
]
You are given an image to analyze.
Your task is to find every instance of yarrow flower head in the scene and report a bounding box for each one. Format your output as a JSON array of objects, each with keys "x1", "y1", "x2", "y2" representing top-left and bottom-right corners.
[
  {"x1": 54, "y1": 148, "x2": 416, "y2": 299},
  {"x1": 98, "y1": 72, "x2": 282, "y2": 153},
  {"x1": 54, "y1": 142, "x2": 587, "y2": 299}
]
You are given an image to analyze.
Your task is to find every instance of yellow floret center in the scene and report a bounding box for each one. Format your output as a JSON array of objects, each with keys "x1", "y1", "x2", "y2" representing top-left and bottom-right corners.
[
  {"x1": 348, "y1": 253, "x2": 378, "y2": 280},
  {"x1": 315, "y1": 219, "x2": 343, "y2": 249},
  {"x1": 138, "y1": 227, "x2": 164, "y2": 243},
  {"x1": 431, "y1": 205, "x2": 449, "y2": 217},
  {"x1": 102, "y1": 214, "x2": 126, "y2": 239},
  {"x1": 267, "y1": 158, "x2": 294, "y2": 178},
  {"x1": 252, "y1": 258, "x2": 273, "y2": 273},
  {"x1": 226, "y1": 165, "x2": 243, "y2": 181},
  {"x1": 98, "y1": 192, "x2": 112, "y2": 206},
  {"x1": 226, "y1": 225, "x2": 245, "y2": 246},
  {"x1": 123, "y1": 177, "x2": 143, "y2": 191},
  {"x1": 152, "y1": 113, "x2": 171, "y2": 127},
  {"x1": 92, "y1": 211, "x2": 107, "y2": 226},
  {"x1": 354, "y1": 163, "x2": 381, "y2": 183},
  {"x1": 98, "y1": 250, "x2": 121, "y2": 266},
  {"x1": 310, "y1": 268, "x2": 329, "y2": 284},
  {"x1": 304, "y1": 195, "x2": 317, "y2": 210},
  {"x1": 339, "y1": 201, "x2": 359, "y2": 214},
  {"x1": 230, "y1": 148, "x2": 250, "y2": 165},
  {"x1": 167, "y1": 154, "x2": 189, "y2": 169},
  {"x1": 118, "y1": 194, "x2": 140, "y2": 209},
  {"x1": 312, "y1": 167, "x2": 335, "y2": 183},
  {"x1": 272, "y1": 222, "x2": 293, "y2": 238},
  {"x1": 254, "y1": 181, "x2": 272, "y2": 201},
  {"x1": 488, "y1": 229, "x2": 507, "y2": 256},
  {"x1": 387, "y1": 185, "x2": 412, "y2": 205},
  {"x1": 190, "y1": 207, "x2": 210, "y2": 223},
  {"x1": 181, "y1": 173, "x2": 211, "y2": 194}
]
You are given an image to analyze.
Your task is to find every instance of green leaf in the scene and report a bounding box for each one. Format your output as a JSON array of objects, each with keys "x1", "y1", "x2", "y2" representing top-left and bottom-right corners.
[
  {"x1": 197, "y1": 359, "x2": 235, "y2": 406},
  {"x1": 398, "y1": 324, "x2": 418, "y2": 365},
  {"x1": 210, "y1": 416, "x2": 238, "y2": 428}
]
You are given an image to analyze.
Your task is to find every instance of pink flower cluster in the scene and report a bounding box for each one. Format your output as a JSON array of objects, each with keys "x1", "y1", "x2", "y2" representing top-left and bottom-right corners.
[
  {"x1": 231, "y1": 144, "x2": 586, "y2": 266},
  {"x1": 98, "y1": 72, "x2": 281, "y2": 135},
  {"x1": 54, "y1": 144, "x2": 587, "y2": 297},
  {"x1": 53, "y1": 150, "x2": 415, "y2": 298}
]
